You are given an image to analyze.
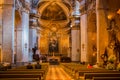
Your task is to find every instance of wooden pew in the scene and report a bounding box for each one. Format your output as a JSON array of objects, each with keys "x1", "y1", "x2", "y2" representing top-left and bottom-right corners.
[
  {"x1": 13, "y1": 64, "x2": 48, "y2": 70},
  {"x1": 0, "y1": 70, "x2": 47, "y2": 80},
  {"x1": 7, "y1": 69, "x2": 46, "y2": 74},
  {"x1": 0, "y1": 71, "x2": 44, "y2": 76},
  {"x1": 0, "y1": 74, "x2": 41, "y2": 80},
  {"x1": 79, "y1": 70, "x2": 120, "y2": 76},
  {"x1": 84, "y1": 73, "x2": 120, "y2": 80},
  {"x1": 0, "y1": 78, "x2": 39, "y2": 80},
  {"x1": 74, "y1": 68, "x2": 108, "y2": 79},
  {"x1": 92, "y1": 77, "x2": 120, "y2": 80},
  {"x1": 7, "y1": 68, "x2": 48, "y2": 79}
]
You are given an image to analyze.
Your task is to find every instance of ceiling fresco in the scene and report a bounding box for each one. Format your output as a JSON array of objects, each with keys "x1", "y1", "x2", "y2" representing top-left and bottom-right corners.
[
  {"x1": 41, "y1": 3, "x2": 67, "y2": 21},
  {"x1": 37, "y1": 0, "x2": 72, "y2": 35}
]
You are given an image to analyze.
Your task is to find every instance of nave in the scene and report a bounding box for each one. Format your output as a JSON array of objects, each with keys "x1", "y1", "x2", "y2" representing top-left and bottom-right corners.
[
  {"x1": 0, "y1": 62, "x2": 120, "y2": 80},
  {"x1": 0, "y1": 0, "x2": 120, "y2": 80},
  {"x1": 45, "y1": 65, "x2": 73, "y2": 80}
]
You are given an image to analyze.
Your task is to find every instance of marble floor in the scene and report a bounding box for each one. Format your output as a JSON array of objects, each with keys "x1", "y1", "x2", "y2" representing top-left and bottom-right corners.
[{"x1": 45, "y1": 65, "x2": 73, "y2": 80}]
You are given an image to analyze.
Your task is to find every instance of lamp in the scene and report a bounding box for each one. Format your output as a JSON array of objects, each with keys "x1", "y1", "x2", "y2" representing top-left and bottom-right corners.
[
  {"x1": 107, "y1": 13, "x2": 115, "y2": 20},
  {"x1": 117, "y1": 9, "x2": 120, "y2": 15},
  {"x1": 107, "y1": 14, "x2": 113, "y2": 20}
]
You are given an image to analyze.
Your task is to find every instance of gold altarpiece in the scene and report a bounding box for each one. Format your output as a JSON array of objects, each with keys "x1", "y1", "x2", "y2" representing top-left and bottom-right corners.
[{"x1": 39, "y1": 33, "x2": 69, "y2": 55}]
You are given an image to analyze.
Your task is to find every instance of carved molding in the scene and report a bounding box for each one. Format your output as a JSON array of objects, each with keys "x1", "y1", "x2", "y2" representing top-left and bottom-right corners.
[
  {"x1": 80, "y1": 5, "x2": 87, "y2": 15},
  {"x1": 16, "y1": 0, "x2": 31, "y2": 12},
  {"x1": 79, "y1": 0, "x2": 87, "y2": 15},
  {"x1": 80, "y1": 0, "x2": 96, "y2": 15},
  {"x1": 15, "y1": 0, "x2": 31, "y2": 15}
]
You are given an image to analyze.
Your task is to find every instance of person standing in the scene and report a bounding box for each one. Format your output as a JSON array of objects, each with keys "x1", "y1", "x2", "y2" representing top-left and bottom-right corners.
[
  {"x1": 32, "y1": 46, "x2": 38, "y2": 60},
  {"x1": 35, "y1": 49, "x2": 40, "y2": 61}
]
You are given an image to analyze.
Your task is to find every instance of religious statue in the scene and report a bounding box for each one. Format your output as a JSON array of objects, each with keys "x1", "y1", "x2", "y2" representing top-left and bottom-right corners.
[{"x1": 107, "y1": 19, "x2": 120, "y2": 62}]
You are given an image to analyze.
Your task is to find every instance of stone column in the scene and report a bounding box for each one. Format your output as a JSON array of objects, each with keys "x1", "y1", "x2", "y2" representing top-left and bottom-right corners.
[
  {"x1": 2, "y1": 0, "x2": 15, "y2": 63},
  {"x1": 0, "y1": 1, "x2": 3, "y2": 46},
  {"x1": 15, "y1": 0, "x2": 30, "y2": 63},
  {"x1": 71, "y1": 28, "x2": 80, "y2": 61},
  {"x1": 96, "y1": 0, "x2": 108, "y2": 63},
  {"x1": 0, "y1": 1, "x2": 3, "y2": 62},
  {"x1": 80, "y1": 14, "x2": 88, "y2": 62},
  {"x1": 21, "y1": 8, "x2": 29, "y2": 62},
  {"x1": 16, "y1": 10, "x2": 29, "y2": 63},
  {"x1": 29, "y1": 28, "x2": 37, "y2": 61},
  {"x1": 16, "y1": 27, "x2": 22, "y2": 62}
]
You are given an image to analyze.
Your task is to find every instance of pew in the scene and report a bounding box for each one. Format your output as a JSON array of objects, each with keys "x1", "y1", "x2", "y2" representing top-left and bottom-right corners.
[
  {"x1": 0, "y1": 71, "x2": 44, "y2": 76},
  {"x1": 78, "y1": 70, "x2": 120, "y2": 76},
  {"x1": 0, "y1": 74, "x2": 41, "y2": 80},
  {"x1": 0, "y1": 63, "x2": 49, "y2": 80},
  {"x1": 7, "y1": 67, "x2": 48, "y2": 79},
  {"x1": 7, "y1": 69, "x2": 46, "y2": 74},
  {"x1": 61, "y1": 63, "x2": 88, "y2": 79},
  {"x1": 0, "y1": 78, "x2": 39, "y2": 80},
  {"x1": 1, "y1": 70, "x2": 47, "y2": 79},
  {"x1": 62, "y1": 63, "x2": 120, "y2": 80},
  {"x1": 11, "y1": 63, "x2": 48, "y2": 71},
  {"x1": 92, "y1": 77, "x2": 120, "y2": 80},
  {"x1": 84, "y1": 73, "x2": 120, "y2": 80}
]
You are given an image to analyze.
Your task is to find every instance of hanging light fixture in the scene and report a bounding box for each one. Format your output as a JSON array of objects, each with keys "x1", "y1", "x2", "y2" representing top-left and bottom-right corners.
[{"x1": 117, "y1": 9, "x2": 120, "y2": 15}]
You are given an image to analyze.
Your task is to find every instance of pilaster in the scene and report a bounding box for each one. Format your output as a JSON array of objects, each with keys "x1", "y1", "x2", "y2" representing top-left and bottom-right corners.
[
  {"x1": 15, "y1": 0, "x2": 30, "y2": 62},
  {"x1": 0, "y1": 1, "x2": 3, "y2": 46},
  {"x1": 2, "y1": 0, "x2": 15, "y2": 63},
  {"x1": 87, "y1": 1, "x2": 97, "y2": 64},
  {"x1": 21, "y1": 8, "x2": 29, "y2": 62},
  {"x1": 16, "y1": 28, "x2": 23, "y2": 62},
  {"x1": 80, "y1": 14, "x2": 88, "y2": 62},
  {"x1": 0, "y1": 1, "x2": 2, "y2": 62},
  {"x1": 71, "y1": 27, "x2": 80, "y2": 62},
  {"x1": 96, "y1": 0, "x2": 108, "y2": 63},
  {"x1": 29, "y1": 28, "x2": 37, "y2": 61}
]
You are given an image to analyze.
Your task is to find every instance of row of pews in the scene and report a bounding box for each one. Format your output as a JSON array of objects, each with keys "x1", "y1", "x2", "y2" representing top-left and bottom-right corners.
[
  {"x1": 0, "y1": 63, "x2": 49, "y2": 80},
  {"x1": 61, "y1": 63, "x2": 120, "y2": 80}
]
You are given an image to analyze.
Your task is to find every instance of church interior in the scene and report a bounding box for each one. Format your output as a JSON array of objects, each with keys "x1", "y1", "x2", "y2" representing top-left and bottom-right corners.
[{"x1": 0, "y1": 0, "x2": 120, "y2": 80}]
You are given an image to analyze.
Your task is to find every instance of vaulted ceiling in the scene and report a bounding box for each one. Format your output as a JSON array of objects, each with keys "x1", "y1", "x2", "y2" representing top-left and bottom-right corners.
[{"x1": 37, "y1": 0, "x2": 72, "y2": 37}]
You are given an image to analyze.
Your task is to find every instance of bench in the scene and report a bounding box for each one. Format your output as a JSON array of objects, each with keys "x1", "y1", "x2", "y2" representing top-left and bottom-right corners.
[
  {"x1": 0, "y1": 70, "x2": 47, "y2": 80},
  {"x1": 7, "y1": 69, "x2": 47, "y2": 79},
  {"x1": 79, "y1": 70, "x2": 120, "y2": 76},
  {"x1": 13, "y1": 64, "x2": 48, "y2": 70},
  {"x1": 92, "y1": 77, "x2": 120, "y2": 80},
  {"x1": 84, "y1": 73, "x2": 120, "y2": 80},
  {"x1": 0, "y1": 74, "x2": 41, "y2": 80},
  {"x1": 0, "y1": 71, "x2": 44, "y2": 76},
  {"x1": 0, "y1": 78, "x2": 39, "y2": 80},
  {"x1": 7, "y1": 69, "x2": 46, "y2": 74}
]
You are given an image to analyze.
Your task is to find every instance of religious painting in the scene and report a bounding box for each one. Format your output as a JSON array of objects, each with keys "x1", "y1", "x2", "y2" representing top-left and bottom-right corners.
[
  {"x1": 41, "y1": 2, "x2": 67, "y2": 21},
  {"x1": 48, "y1": 38, "x2": 59, "y2": 54}
]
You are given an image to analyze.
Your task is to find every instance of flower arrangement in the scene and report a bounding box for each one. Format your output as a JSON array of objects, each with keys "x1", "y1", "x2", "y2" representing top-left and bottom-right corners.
[
  {"x1": 106, "y1": 62, "x2": 115, "y2": 70},
  {"x1": 117, "y1": 63, "x2": 120, "y2": 71},
  {"x1": 108, "y1": 54, "x2": 116, "y2": 63}
]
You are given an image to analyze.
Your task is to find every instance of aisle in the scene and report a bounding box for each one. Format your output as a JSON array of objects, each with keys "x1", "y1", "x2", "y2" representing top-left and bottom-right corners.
[{"x1": 45, "y1": 65, "x2": 73, "y2": 80}]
